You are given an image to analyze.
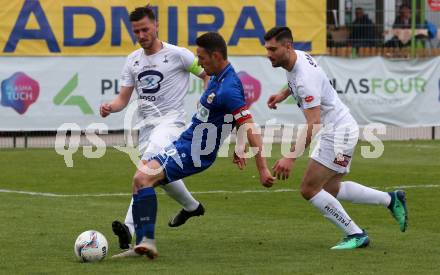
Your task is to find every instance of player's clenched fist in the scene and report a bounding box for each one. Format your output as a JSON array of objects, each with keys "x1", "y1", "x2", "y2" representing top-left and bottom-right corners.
[
  {"x1": 260, "y1": 167, "x2": 276, "y2": 188},
  {"x1": 100, "y1": 103, "x2": 112, "y2": 117},
  {"x1": 267, "y1": 94, "x2": 281, "y2": 109}
]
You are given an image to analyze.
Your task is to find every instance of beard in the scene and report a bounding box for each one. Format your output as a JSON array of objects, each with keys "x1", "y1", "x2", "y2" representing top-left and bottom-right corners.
[
  {"x1": 270, "y1": 59, "x2": 282, "y2": 67},
  {"x1": 140, "y1": 40, "x2": 153, "y2": 50}
]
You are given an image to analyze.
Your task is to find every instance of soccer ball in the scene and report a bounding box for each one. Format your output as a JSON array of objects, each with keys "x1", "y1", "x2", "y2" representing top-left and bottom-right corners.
[{"x1": 74, "y1": 230, "x2": 108, "y2": 262}]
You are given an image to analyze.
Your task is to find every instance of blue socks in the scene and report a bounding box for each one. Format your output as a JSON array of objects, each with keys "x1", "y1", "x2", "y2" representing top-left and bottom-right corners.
[{"x1": 132, "y1": 187, "x2": 157, "y2": 245}]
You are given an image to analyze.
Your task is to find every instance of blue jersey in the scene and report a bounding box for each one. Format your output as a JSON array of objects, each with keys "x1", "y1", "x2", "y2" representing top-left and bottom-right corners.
[
  {"x1": 152, "y1": 63, "x2": 251, "y2": 183},
  {"x1": 180, "y1": 63, "x2": 248, "y2": 156}
]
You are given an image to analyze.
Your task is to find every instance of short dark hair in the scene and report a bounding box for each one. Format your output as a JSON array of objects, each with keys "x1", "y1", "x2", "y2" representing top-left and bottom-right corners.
[
  {"x1": 264, "y1": 26, "x2": 293, "y2": 42},
  {"x1": 130, "y1": 5, "x2": 156, "y2": 22},
  {"x1": 196, "y1": 32, "x2": 227, "y2": 60},
  {"x1": 400, "y1": 4, "x2": 411, "y2": 10}
]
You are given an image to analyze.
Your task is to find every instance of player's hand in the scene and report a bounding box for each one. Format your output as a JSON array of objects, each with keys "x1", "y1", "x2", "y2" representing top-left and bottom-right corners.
[
  {"x1": 272, "y1": 157, "x2": 294, "y2": 180},
  {"x1": 259, "y1": 167, "x2": 276, "y2": 188},
  {"x1": 233, "y1": 151, "x2": 246, "y2": 170},
  {"x1": 267, "y1": 94, "x2": 281, "y2": 109},
  {"x1": 100, "y1": 103, "x2": 112, "y2": 118}
]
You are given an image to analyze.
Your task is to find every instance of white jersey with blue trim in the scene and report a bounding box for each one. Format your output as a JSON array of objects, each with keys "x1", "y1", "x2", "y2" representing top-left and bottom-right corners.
[
  {"x1": 120, "y1": 42, "x2": 197, "y2": 120},
  {"x1": 286, "y1": 50, "x2": 350, "y2": 126}
]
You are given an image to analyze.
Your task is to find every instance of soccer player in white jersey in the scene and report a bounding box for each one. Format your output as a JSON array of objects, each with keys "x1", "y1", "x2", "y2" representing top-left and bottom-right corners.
[
  {"x1": 263, "y1": 26, "x2": 408, "y2": 249},
  {"x1": 100, "y1": 5, "x2": 209, "y2": 257}
]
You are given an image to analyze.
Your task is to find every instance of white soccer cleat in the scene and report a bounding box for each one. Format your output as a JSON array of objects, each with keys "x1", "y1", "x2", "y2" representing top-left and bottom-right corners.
[
  {"x1": 134, "y1": 238, "x2": 158, "y2": 259},
  {"x1": 111, "y1": 248, "x2": 141, "y2": 259}
]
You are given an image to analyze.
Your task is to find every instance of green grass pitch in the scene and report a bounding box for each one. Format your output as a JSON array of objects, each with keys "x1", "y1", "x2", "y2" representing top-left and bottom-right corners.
[{"x1": 0, "y1": 141, "x2": 439, "y2": 274}]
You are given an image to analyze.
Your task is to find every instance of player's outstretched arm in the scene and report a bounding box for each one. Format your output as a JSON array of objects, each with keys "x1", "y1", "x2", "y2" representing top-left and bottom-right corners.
[
  {"x1": 273, "y1": 106, "x2": 321, "y2": 180},
  {"x1": 236, "y1": 117, "x2": 275, "y2": 188},
  {"x1": 100, "y1": 86, "x2": 134, "y2": 117}
]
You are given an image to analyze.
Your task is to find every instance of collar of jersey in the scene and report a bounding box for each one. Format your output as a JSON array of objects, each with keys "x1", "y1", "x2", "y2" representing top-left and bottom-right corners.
[{"x1": 212, "y1": 63, "x2": 232, "y2": 83}]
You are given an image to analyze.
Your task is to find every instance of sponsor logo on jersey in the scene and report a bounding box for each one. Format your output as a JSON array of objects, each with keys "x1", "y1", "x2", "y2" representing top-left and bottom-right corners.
[
  {"x1": 207, "y1": 93, "x2": 215, "y2": 104},
  {"x1": 333, "y1": 153, "x2": 351, "y2": 167},
  {"x1": 139, "y1": 95, "x2": 157, "y2": 101},
  {"x1": 142, "y1": 65, "x2": 157, "y2": 70},
  {"x1": 305, "y1": 95, "x2": 314, "y2": 103},
  {"x1": 1, "y1": 72, "x2": 39, "y2": 114},
  {"x1": 138, "y1": 70, "x2": 164, "y2": 94},
  {"x1": 196, "y1": 103, "x2": 210, "y2": 122}
]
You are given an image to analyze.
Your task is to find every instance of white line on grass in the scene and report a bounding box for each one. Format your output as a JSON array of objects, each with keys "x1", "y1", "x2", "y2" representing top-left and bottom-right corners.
[{"x1": 0, "y1": 184, "x2": 439, "y2": 198}]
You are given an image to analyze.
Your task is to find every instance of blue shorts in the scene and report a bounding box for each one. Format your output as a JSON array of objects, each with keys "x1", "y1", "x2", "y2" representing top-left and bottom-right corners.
[{"x1": 151, "y1": 141, "x2": 215, "y2": 184}]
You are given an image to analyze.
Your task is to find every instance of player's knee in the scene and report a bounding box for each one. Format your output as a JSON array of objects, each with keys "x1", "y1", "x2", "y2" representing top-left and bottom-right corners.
[
  {"x1": 300, "y1": 186, "x2": 314, "y2": 200},
  {"x1": 133, "y1": 172, "x2": 154, "y2": 189},
  {"x1": 300, "y1": 179, "x2": 320, "y2": 200}
]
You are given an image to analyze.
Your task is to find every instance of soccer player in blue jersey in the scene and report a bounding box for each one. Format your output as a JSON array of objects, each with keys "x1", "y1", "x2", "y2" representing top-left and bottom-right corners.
[
  {"x1": 128, "y1": 32, "x2": 275, "y2": 259},
  {"x1": 100, "y1": 5, "x2": 209, "y2": 258}
]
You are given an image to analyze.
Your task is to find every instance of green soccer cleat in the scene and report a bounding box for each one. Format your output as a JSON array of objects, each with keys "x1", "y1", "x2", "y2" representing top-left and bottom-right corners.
[
  {"x1": 331, "y1": 230, "x2": 370, "y2": 250},
  {"x1": 388, "y1": 190, "x2": 408, "y2": 232}
]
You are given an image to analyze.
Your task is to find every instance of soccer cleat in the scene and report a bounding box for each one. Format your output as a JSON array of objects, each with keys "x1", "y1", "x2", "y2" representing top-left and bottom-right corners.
[
  {"x1": 134, "y1": 238, "x2": 158, "y2": 259},
  {"x1": 388, "y1": 190, "x2": 408, "y2": 232},
  {"x1": 168, "y1": 203, "x2": 205, "y2": 227},
  {"x1": 331, "y1": 230, "x2": 370, "y2": 250},
  {"x1": 111, "y1": 248, "x2": 141, "y2": 259},
  {"x1": 112, "y1": 220, "x2": 132, "y2": 250}
]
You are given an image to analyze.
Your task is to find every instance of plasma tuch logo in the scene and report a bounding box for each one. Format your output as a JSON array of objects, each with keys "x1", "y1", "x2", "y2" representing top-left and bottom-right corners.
[
  {"x1": 1, "y1": 72, "x2": 39, "y2": 114},
  {"x1": 237, "y1": 71, "x2": 261, "y2": 108}
]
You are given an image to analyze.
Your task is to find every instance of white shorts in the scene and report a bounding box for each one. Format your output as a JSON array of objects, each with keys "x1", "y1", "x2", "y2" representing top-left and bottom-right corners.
[
  {"x1": 310, "y1": 115, "x2": 359, "y2": 174},
  {"x1": 139, "y1": 118, "x2": 186, "y2": 161}
]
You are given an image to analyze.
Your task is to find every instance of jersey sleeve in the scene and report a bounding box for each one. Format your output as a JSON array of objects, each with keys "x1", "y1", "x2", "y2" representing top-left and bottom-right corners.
[
  {"x1": 220, "y1": 82, "x2": 251, "y2": 124},
  {"x1": 179, "y1": 47, "x2": 204, "y2": 76},
  {"x1": 296, "y1": 78, "x2": 321, "y2": 109},
  {"x1": 120, "y1": 56, "x2": 135, "y2": 87}
]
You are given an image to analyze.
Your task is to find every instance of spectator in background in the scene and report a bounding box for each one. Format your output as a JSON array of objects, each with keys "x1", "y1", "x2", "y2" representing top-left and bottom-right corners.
[
  {"x1": 385, "y1": 4, "x2": 416, "y2": 47},
  {"x1": 393, "y1": 4, "x2": 412, "y2": 29},
  {"x1": 349, "y1": 7, "x2": 376, "y2": 48}
]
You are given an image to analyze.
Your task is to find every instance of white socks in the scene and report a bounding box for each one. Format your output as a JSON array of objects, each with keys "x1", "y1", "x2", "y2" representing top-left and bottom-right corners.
[
  {"x1": 160, "y1": 180, "x2": 200, "y2": 211},
  {"x1": 124, "y1": 180, "x2": 199, "y2": 236},
  {"x1": 309, "y1": 190, "x2": 363, "y2": 236},
  {"x1": 336, "y1": 181, "x2": 391, "y2": 206},
  {"x1": 124, "y1": 198, "x2": 135, "y2": 236}
]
